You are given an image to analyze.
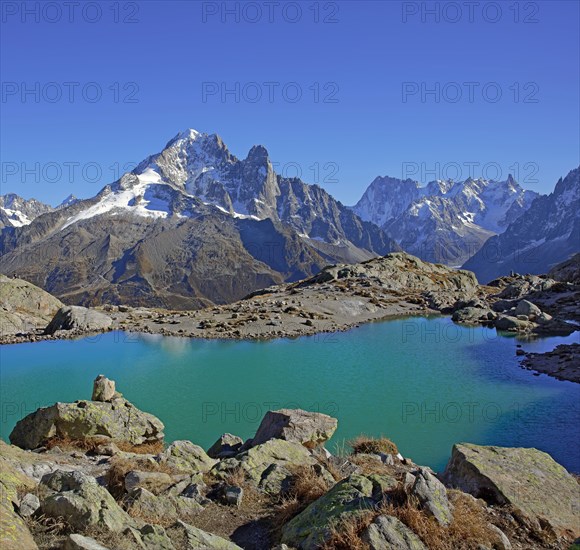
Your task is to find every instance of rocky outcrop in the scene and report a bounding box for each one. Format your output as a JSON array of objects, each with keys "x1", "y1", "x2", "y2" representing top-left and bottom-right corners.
[
  {"x1": 10, "y1": 378, "x2": 164, "y2": 449},
  {"x1": 3, "y1": 379, "x2": 579, "y2": 550},
  {"x1": 443, "y1": 443, "x2": 580, "y2": 536},
  {"x1": 304, "y1": 252, "x2": 479, "y2": 299},
  {"x1": 0, "y1": 274, "x2": 63, "y2": 336},
  {"x1": 548, "y1": 253, "x2": 580, "y2": 284},
  {"x1": 251, "y1": 408, "x2": 338, "y2": 449},
  {"x1": 44, "y1": 305, "x2": 112, "y2": 335}
]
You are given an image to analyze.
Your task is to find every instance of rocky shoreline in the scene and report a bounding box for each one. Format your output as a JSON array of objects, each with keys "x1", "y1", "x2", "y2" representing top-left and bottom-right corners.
[
  {"x1": 2, "y1": 376, "x2": 579, "y2": 550},
  {"x1": 2, "y1": 253, "x2": 579, "y2": 383}
]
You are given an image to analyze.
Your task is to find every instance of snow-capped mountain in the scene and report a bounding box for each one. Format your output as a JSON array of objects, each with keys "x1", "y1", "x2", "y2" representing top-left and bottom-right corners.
[
  {"x1": 352, "y1": 175, "x2": 538, "y2": 265},
  {"x1": 0, "y1": 194, "x2": 54, "y2": 229},
  {"x1": 0, "y1": 130, "x2": 399, "y2": 308},
  {"x1": 463, "y1": 167, "x2": 580, "y2": 283}
]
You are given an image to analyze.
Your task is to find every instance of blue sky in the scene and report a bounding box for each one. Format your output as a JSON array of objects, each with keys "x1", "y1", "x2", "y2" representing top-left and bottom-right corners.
[{"x1": 1, "y1": 0, "x2": 578, "y2": 206}]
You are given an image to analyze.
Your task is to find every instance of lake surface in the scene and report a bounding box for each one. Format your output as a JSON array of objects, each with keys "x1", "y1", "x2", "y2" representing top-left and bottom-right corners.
[{"x1": 1, "y1": 317, "x2": 579, "y2": 473}]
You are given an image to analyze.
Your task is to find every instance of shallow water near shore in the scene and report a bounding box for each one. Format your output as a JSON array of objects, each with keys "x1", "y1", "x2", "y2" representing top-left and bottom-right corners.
[{"x1": 1, "y1": 317, "x2": 579, "y2": 473}]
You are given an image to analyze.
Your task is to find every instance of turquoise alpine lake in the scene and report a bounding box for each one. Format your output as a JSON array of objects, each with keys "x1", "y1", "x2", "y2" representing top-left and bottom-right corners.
[{"x1": 1, "y1": 316, "x2": 579, "y2": 473}]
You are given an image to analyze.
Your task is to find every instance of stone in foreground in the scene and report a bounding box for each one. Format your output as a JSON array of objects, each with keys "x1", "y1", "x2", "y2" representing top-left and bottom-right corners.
[
  {"x1": 175, "y1": 520, "x2": 243, "y2": 549},
  {"x1": 443, "y1": 443, "x2": 580, "y2": 536},
  {"x1": 362, "y1": 515, "x2": 427, "y2": 550},
  {"x1": 410, "y1": 468, "x2": 453, "y2": 526},
  {"x1": 10, "y1": 396, "x2": 164, "y2": 450},
  {"x1": 40, "y1": 470, "x2": 132, "y2": 532},
  {"x1": 251, "y1": 408, "x2": 338, "y2": 448}
]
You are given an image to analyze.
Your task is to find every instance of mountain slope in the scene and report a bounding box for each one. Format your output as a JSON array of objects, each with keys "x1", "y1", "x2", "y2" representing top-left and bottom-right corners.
[
  {"x1": 463, "y1": 167, "x2": 580, "y2": 283},
  {"x1": 0, "y1": 130, "x2": 399, "y2": 308},
  {"x1": 352, "y1": 175, "x2": 538, "y2": 265}
]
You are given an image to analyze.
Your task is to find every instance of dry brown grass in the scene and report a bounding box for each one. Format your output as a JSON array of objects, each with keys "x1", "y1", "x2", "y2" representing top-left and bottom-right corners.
[
  {"x1": 379, "y1": 489, "x2": 502, "y2": 550},
  {"x1": 348, "y1": 453, "x2": 395, "y2": 477},
  {"x1": 318, "y1": 484, "x2": 506, "y2": 550},
  {"x1": 271, "y1": 464, "x2": 333, "y2": 534},
  {"x1": 222, "y1": 465, "x2": 247, "y2": 487},
  {"x1": 45, "y1": 435, "x2": 164, "y2": 455},
  {"x1": 349, "y1": 435, "x2": 398, "y2": 456},
  {"x1": 321, "y1": 512, "x2": 373, "y2": 550}
]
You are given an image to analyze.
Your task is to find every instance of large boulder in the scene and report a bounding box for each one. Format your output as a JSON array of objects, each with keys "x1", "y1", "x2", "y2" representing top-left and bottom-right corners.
[
  {"x1": 443, "y1": 443, "x2": 580, "y2": 536},
  {"x1": 158, "y1": 441, "x2": 216, "y2": 474},
  {"x1": 44, "y1": 305, "x2": 112, "y2": 335},
  {"x1": 10, "y1": 397, "x2": 164, "y2": 450},
  {"x1": 514, "y1": 300, "x2": 541, "y2": 319},
  {"x1": 281, "y1": 473, "x2": 397, "y2": 548},
  {"x1": 0, "y1": 274, "x2": 63, "y2": 336},
  {"x1": 251, "y1": 409, "x2": 338, "y2": 449},
  {"x1": 40, "y1": 470, "x2": 132, "y2": 532},
  {"x1": 361, "y1": 515, "x2": 427, "y2": 550},
  {"x1": 213, "y1": 439, "x2": 317, "y2": 483}
]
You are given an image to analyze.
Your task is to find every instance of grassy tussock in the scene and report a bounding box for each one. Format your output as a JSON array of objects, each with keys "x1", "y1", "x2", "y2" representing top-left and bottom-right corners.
[{"x1": 349, "y1": 435, "x2": 398, "y2": 456}]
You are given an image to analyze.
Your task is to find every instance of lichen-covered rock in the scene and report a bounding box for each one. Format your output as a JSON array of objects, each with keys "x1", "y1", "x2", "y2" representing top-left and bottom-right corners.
[
  {"x1": 124, "y1": 488, "x2": 203, "y2": 523},
  {"x1": 410, "y1": 468, "x2": 452, "y2": 526},
  {"x1": 124, "y1": 524, "x2": 175, "y2": 549},
  {"x1": 252, "y1": 408, "x2": 338, "y2": 449},
  {"x1": 0, "y1": 458, "x2": 38, "y2": 550},
  {"x1": 281, "y1": 474, "x2": 396, "y2": 548},
  {"x1": 259, "y1": 463, "x2": 293, "y2": 495},
  {"x1": 63, "y1": 534, "x2": 111, "y2": 550},
  {"x1": 213, "y1": 439, "x2": 316, "y2": 483},
  {"x1": 9, "y1": 397, "x2": 164, "y2": 450},
  {"x1": 92, "y1": 375, "x2": 116, "y2": 402},
  {"x1": 18, "y1": 493, "x2": 40, "y2": 518},
  {"x1": 174, "y1": 520, "x2": 243, "y2": 549},
  {"x1": 207, "y1": 433, "x2": 244, "y2": 458},
  {"x1": 158, "y1": 440, "x2": 216, "y2": 474},
  {"x1": 361, "y1": 515, "x2": 427, "y2": 550},
  {"x1": 443, "y1": 443, "x2": 580, "y2": 536},
  {"x1": 44, "y1": 305, "x2": 112, "y2": 335},
  {"x1": 40, "y1": 470, "x2": 132, "y2": 532}
]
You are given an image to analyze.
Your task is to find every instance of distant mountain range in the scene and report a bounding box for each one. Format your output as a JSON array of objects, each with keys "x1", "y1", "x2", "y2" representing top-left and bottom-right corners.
[
  {"x1": 463, "y1": 167, "x2": 579, "y2": 282},
  {"x1": 0, "y1": 129, "x2": 577, "y2": 306},
  {"x1": 351, "y1": 175, "x2": 539, "y2": 266}
]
